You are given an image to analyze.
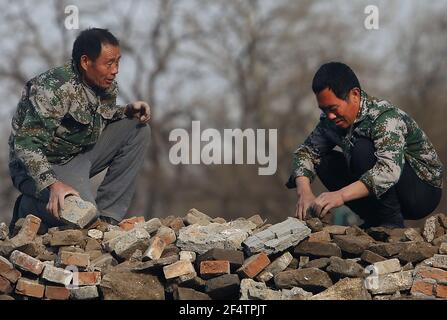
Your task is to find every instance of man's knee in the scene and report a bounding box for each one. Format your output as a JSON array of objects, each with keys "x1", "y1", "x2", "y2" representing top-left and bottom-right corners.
[{"x1": 350, "y1": 137, "x2": 376, "y2": 177}]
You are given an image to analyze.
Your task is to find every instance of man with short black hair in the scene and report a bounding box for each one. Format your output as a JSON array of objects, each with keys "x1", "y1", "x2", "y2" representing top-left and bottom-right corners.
[
  {"x1": 9, "y1": 28, "x2": 151, "y2": 228},
  {"x1": 287, "y1": 62, "x2": 443, "y2": 228}
]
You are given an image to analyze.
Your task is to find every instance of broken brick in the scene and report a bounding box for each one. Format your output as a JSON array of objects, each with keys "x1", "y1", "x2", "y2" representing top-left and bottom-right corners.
[
  {"x1": 200, "y1": 260, "x2": 230, "y2": 279},
  {"x1": 237, "y1": 253, "x2": 270, "y2": 278},
  {"x1": 15, "y1": 278, "x2": 45, "y2": 298},
  {"x1": 10, "y1": 250, "x2": 44, "y2": 276}
]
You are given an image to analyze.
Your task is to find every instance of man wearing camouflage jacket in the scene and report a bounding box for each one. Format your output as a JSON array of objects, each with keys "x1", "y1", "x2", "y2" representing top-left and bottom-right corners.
[
  {"x1": 287, "y1": 62, "x2": 443, "y2": 228},
  {"x1": 9, "y1": 28, "x2": 150, "y2": 228}
]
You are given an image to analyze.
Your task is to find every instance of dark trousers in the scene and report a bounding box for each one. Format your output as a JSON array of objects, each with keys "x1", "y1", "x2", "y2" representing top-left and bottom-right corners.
[{"x1": 287, "y1": 138, "x2": 442, "y2": 227}]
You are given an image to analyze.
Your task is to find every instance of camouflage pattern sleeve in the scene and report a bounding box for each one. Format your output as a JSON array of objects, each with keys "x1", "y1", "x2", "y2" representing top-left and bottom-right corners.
[
  {"x1": 359, "y1": 110, "x2": 407, "y2": 198},
  {"x1": 290, "y1": 119, "x2": 336, "y2": 184},
  {"x1": 13, "y1": 83, "x2": 67, "y2": 192}
]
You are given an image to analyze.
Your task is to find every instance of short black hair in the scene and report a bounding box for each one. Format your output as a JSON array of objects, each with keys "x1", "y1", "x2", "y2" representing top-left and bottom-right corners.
[
  {"x1": 311, "y1": 62, "x2": 361, "y2": 100},
  {"x1": 72, "y1": 28, "x2": 119, "y2": 69}
]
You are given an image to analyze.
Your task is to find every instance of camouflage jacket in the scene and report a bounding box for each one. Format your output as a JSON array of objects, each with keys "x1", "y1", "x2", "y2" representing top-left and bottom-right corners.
[
  {"x1": 9, "y1": 61, "x2": 127, "y2": 192},
  {"x1": 290, "y1": 90, "x2": 444, "y2": 198}
]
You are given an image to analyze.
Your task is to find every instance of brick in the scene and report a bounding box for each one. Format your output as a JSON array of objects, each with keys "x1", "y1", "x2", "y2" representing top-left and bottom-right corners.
[
  {"x1": 163, "y1": 260, "x2": 196, "y2": 279},
  {"x1": 60, "y1": 196, "x2": 97, "y2": 228},
  {"x1": 440, "y1": 243, "x2": 447, "y2": 255},
  {"x1": 361, "y1": 250, "x2": 386, "y2": 264},
  {"x1": 308, "y1": 230, "x2": 331, "y2": 243},
  {"x1": 411, "y1": 280, "x2": 435, "y2": 297},
  {"x1": 84, "y1": 238, "x2": 102, "y2": 251},
  {"x1": 10, "y1": 214, "x2": 41, "y2": 247},
  {"x1": 87, "y1": 229, "x2": 103, "y2": 240},
  {"x1": 372, "y1": 258, "x2": 401, "y2": 275},
  {"x1": 0, "y1": 222, "x2": 7, "y2": 241},
  {"x1": 404, "y1": 228, "x2": 425, "y2": 242},
  {"x1": 70, "y1": 285, "x2": 99, "y2": 300},
  {"x1": 118, "y1": 216, "x2": 145, "y2": 231},
  {"x1": 197, "y1": 248, "x2": 244, "y2": 271},
  {"x1": 50, "y1": 230, "x2": 84, "y2": 246},
  {"x1": 257, "y1": 252, "x2": 293, "y2": 282},
  {"x1": 73, "y1": 272, "x2": 101, "y2": 286},
  {"x1": 397, "y1": 242, "x2": 438, "y2": 264},
  {"x1": 141, "y1": 218, "x2": 163, "y2": 234},
  {"x1": 237, "y1": 253, "x2": 270, "y2": 278},
  {"x1": 322, "y1": 225, "x2": 349, "y2": 235},
  {"x1": 248, "y1": 214, "x2": 265, "y2": 227},
  {"x1": 423, "y1": 216, "x2": 444, "y2": 243},
  {"x1": 200, "y1": 260, "x2": 230, "y2": 279},
  {"x1": 104, "y1": 227, "x2": 150, "y2": 259},
  {"x1": 168, "y1": 217, "x2": 185, "y2": 235},
  {"x1": 243, "y1": 218, "x2": 311, "y2": 255},
  {"x1": 143, "y1": 236, "x2": 166, "y2": 260},
  {"x1": 212, "y1": 217, "x2": 227, "y2": 224},
  {"x1": 58, "y1": 251, "x2": 90, "y2": 268},
  {"x1": 42, "y1": 265, "x2": 73, "y2": 286},
  {"x1": 416, "y1": 267, "x2": 447, "y2": 282},
  {"x1": 0, "y1": 256, "x2": 21, "y2": 283},
  {"x1": 436, "y1": 284, "x2": 447, "y2": 298},
  {"x1": 179, "y1": 251, "x2": 196, "y2": 262},
  {"x1": 0, "y1": 275, "x2": 12, "y2": 294},
  {"x1": 274, "y1": 268, "x2": 333, "y2": 293},
  {"x1": 294, "y1": 241, "x2": 342, "y2": 258},
  {"x1": 431, "y1": 254, "x2": 447, "y2": 270},
  {"x1": 333, "y1": 235, "x2": 374, "y2": 255},
  {"x1": 45, "y1": 286, "x2": 71, "y2": 300},
  {"x1": 205, "y1": 274, "x2": 240, "y2": 299},
  {"x1": 310, "y1": 278, "x2": 371, "y2": 300},
  {"x1": 155, "y1": 226, "x2": 177, "y2": 245},
  {"x1": 303, "y1": 258, "x2": 330, "y2": 269},
  {"x1": 368, "y1": 242, "x2": 412, "y2": 258},
  {"x1": 10, "y1": 250, "x2": 44, "y2": 275},
  {"x1": 298, "y1": 256, "x2": 310, "y2": 269},
  {"x1": 326, "y1": 256, "x2": 364, "y2": 278},
  {"x1": 184, "y1": 208, "x2": 212, "y2": 226},
  {"x1": 15, "y1": 278, "x2": 45, "y2": 298},
  {"x1": 365, "y1": 270, "x2": 413, "y2": 295},
  {"x1": 305, "y1": 218, "x2": 323, "y2": 232}
]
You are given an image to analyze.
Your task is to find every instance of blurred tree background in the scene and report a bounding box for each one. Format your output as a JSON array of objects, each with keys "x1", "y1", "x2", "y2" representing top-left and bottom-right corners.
[{"x1": 0, "y1": 0, "x2": 445, "y2": 225}]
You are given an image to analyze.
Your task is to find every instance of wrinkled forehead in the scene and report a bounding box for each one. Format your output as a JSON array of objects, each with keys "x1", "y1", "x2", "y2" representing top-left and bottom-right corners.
[{"x1": 98, "y1": 43, "x2": 121, "y2": 60}]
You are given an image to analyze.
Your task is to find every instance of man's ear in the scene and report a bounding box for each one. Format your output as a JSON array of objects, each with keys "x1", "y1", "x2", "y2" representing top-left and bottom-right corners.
[
  {"x1": 350, "y1": 87, "x2": 361, "y2": 104},
  {"x1": 79, "y1": 55, "x2": 91, "y2": 72}
]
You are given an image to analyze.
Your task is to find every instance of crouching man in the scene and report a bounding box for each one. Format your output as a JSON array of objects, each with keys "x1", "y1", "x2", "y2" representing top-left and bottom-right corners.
[
  {"x1": 9, "y1": 28, "x2": 150, "y2": 229},
  {"x1": 287, "y1": 62, "x2": 443, "y2": 228}
]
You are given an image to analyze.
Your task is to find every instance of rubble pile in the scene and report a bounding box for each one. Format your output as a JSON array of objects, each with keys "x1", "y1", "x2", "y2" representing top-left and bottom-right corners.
[{"x1": 1, "y1": 205, "x2": 447, "y2": 300}]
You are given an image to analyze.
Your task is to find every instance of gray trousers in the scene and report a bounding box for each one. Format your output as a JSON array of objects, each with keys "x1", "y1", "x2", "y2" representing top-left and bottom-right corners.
[{"x1": 10, "y1": 118, "x2": 149, "y2": 227}]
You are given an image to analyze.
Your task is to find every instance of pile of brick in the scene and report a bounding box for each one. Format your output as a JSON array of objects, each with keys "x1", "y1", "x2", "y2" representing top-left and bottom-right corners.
[{"x1": 1, "y1": 205, "x2": 447, "y2": 300}]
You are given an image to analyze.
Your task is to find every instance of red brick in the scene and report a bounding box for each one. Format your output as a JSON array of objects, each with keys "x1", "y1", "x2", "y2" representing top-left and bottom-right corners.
[
  {"x1": 436, "y1": 284, "x2": 447, "y2": 298},
  {"x1": 73, "y1": 272, "x2": 101, "y2": 286},
  {"x1": 118, "y1": 216, "x2": 145, "y2": 231},
  {"x1": 144, "y1": 236, "x2": 166, "y2": 260},
  {"x1": 237, "y1": 253, "x2": 270, "y2": 278},
  {"x1": 19, "y1": 215, "x2": 41, "y2": 240},
  {"x1": 417, "y1": 268, "x2": 447, "y2": 282},
  {"x1": 59, "y1": 251, "x2": 90, "y2": 268},
  {"x1": 411, "y1": 280, "x2": 435, "y2": 296},
  {"x1": 200, "y1": 260, "x2": 230, "y2": 279},
  {"x1": 15, "y1": 278, "x2": 45, "y2": 298},
  {"x1": 45, "y1": 286, "x2": 70, "y2": 300},
  {"x1": 0, "y1": 275, "x2": 12, "y2": 294},
  {"x1": 10, "y1": 250, "x2": 44, "y2": 276},
  {"x1": 0, "y1": 256, "x2": 21, "y2": 283},
  {"x1": 155, "y1": 226, "x2": 176, "y2": 245}
]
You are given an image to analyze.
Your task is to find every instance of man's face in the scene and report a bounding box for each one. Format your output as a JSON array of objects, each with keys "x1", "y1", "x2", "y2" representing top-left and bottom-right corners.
[
  {"x1": 81, "y1": 43, "x2": 121, "y2": 89},
  {"x1": 316, "y1": 87, "x2": 361, "y2": 129}
]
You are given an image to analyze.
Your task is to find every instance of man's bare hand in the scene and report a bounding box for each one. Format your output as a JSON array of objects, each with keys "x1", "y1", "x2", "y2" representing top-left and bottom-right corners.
[
  {"x1": 126, "y1": 101, "x2": 151, "y2": 124},
  {"x1": 310, "y1": 191, "x2": 345, "y2": 218},
  {"x1": 295, "y1": 190, "x2": 316, "y2": 220},
  {"x1": 46, "y1": 181, "x2": 80, "y2": 219}
]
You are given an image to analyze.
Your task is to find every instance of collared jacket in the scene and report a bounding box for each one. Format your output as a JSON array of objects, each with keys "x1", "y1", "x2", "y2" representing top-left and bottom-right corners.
[
  {"x1": 289, "y1": 90, "x2": 444, "y2": 198},
  {"x1": 9, "y1": 61, "x2": 127, "y2": 192}
]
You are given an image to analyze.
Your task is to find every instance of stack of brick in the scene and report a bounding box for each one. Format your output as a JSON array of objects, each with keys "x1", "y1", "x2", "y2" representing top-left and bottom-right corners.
[{"x1": 1, "y1": 206, "x2": 447, "y2": 300}]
